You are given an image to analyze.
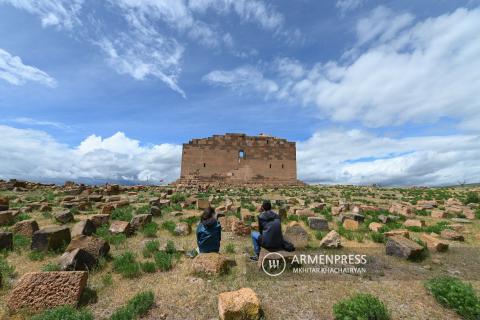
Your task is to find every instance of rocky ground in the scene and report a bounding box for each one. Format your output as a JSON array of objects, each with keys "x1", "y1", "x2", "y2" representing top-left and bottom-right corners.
[{"x1": 0, "y1": 179, "x2": 479, "y2": 319}]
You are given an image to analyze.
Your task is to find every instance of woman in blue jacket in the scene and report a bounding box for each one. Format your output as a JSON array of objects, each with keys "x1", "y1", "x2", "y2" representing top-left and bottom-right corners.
[{"x1": 196, "y1": 207, "x2": 222, "y2": 253}]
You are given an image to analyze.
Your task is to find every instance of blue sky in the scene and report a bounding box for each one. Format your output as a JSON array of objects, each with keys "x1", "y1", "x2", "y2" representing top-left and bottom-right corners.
[{"x1": 0, "y1": 0, "x2": 479, "y2": 185}]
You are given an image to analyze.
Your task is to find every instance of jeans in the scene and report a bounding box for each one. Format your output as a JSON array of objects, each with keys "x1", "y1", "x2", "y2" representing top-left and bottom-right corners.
[{"x1": 251, "y1": 231, "x2": 261, "y2": 256}]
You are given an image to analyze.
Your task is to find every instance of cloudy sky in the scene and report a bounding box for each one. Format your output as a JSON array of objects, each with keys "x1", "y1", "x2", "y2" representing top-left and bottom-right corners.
[{"x1": 1, "y1": 0, "x2": 479, "y2": 186}]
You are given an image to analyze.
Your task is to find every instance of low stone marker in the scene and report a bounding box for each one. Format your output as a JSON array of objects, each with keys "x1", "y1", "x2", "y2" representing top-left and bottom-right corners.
[
  {"x1": 343, "y1": 219, "x2": 359, "y2": 231},
  {"x1": 308, "y1": 216, "x2": 329, "y2": 231},
  {"x1": 320, "y1": 230, "x2": 341, "y2": 248},
  {"x1": 58, "y1": 248, "x2": 97, "y2": 271},
  {"x1": 369, "y1": 222, "x2": 384, "y2": 232},
  {"x1": 91, "y1": 214, "x2": 110, "y2": 227},
  {"x1": 386, "y1": 235, "x2": 423, "y2": 259},
  {"x1": 440, "y1": 229, "x2": 464, "y2": 241},
  {"x1": 66, "y1": 235, "x2": 110, "y2": 259},
  {"x1": 0, "y1": 232, "x2": 13, "y2": 251},
  {"x1": 403, "y1": 219, "x2": 425, "y2": 228},
  {"x1": 431, "y1": 210, "x2": 447, "y2": 219},
  {"x1": 0, "y1": 211, "x2": 13, "y2": 226},
  {"x1": 420, "y1": 234, "x2": 449, "y2": 252},
  {"x1": 218, "y1": 287, "x2": 261, "y2": 320},
  {"x1": 284, "y1": 221, "x2": 309, "y2": 248},
  {"x1": 71, "y1": 219, "x2": 96, "y2": 238},
  {"x1": 13, "y1": 219, "x2": 39, "y2": 237},
  {"x1": 384, "y1": 229, "x2": 410, "y2": 238},
  {"x1": 54, "y1": 210, "x2": 74, "y2": 224},
  {"x1": 130, "y1": 214, "x2": 152, "y2": 231},
  {"x1": 197, "y1": 199, "x2": 210, "y2": 210},
  {"x1": 109, "y1": 220, "x2": 131, "y2": 235},
  {"x1": 296, "y1": 208, "x2": 315, "y2": 218},
  {"x1": 31, "y1": 225, "x2": 71, "y2": 251},
  {"x1": 192, "y1": 253, "x2": 230, "y2": 275},
  {"x1": 174, "y1": 222, "x2": 191, "y2": 236},
  {"x1": 7, "y1": 271, "x2": 88, "y2": 313}
]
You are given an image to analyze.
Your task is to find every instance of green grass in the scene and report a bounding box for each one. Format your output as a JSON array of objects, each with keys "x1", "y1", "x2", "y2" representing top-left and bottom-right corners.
[
  {"x1": 113, "y1": 251, "x2": 141, "y2": 279},
  {"x1": 136, "y1": 204, "x2": 151, "y2": 215},
  {"x1": 141, "y1": 222, "x2": 159, "y2": 238},
  {"x1": 101, "y1": 273, "x2": 113, "y2": 287},
  {"x1": 143, "y1": 240, "x2": 160, "y2": 258},
  {"x1": 225, "y1": 243, "x2": 235, "y2": 254},
  {"x1": 41, "y1": 262, "x2": 61, "y2": 272},
  {"x1": 333, "y1": 293, "x2": 391, "y2": 320},
  {"x1": 161, "y1": 220, "x2": 176, "y2": 234},
  {"x1": 170, "y1": 192, "x2": 187, "y2": 204},
  {"x1": 95, "y1": 225, "x2": 127, "y2": 248},
  {"x1": 110, "y1": 291, "x2": 155, "y2": 320},
  {"x1": 14, "y1": 212, "x2": 31, "y2": 222},
  {"x1": 425, "y1": 276, "x2": 480, "y2": 320},
  {"x1": 111, "y1": 206, "x2": 134, "y2": 222},
  {"x1": 31, "y1": 306, "x2": 93, "y2": 320},
  {"x1": 180, "y1": 215, "x2": 200, "y2": 226},
  {"x1": 165, "y1": 240, "x2": 177, "y2": 254},
  {"x1": 0, "y1": 254, "x2": 15, "y2": 287},
  {"x1": 140, "y1": 261, "x2": 157, "y2": 273},
  {"x1": 154, "y1": 251, "x2": 173, "y2": 271},
  {"x1": 28, "y1": 250, "x2": 46, "y2": 261},
  {"x1": 315, "y1": 231, "x2": 327, "y2": 240},
  {"x1": 370, "y1": 232, "x2": 385, "y2": 243},
  {"x1": 13, "y1": 234, "x2": 30, "y2": 251}
]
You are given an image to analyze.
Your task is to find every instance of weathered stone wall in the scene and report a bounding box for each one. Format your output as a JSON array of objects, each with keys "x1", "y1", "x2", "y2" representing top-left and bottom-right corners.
[{"x1": 177, "y1": 133, "x2": 299, "y2": 185}]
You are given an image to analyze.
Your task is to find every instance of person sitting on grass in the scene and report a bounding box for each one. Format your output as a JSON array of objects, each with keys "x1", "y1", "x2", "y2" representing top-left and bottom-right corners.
[
  {"x1": 250, "y1": 200, "x2": 284, "y2": 261},
  {"x1": 196, "y1": 206, "x2": 222, "y2": 254}
]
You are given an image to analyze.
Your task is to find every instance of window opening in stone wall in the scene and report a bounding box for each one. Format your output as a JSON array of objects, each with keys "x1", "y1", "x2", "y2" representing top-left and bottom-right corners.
[
  {"x1": 269, "y1": 163, "x2": 272, "y2": 168},
  {"x1": 203, "y1": 163, "x2": 206, "y2": 167},
  {"x1": 282, "y1": 164, "x2": 284, "y2": 169},
  {"x1": 239, "y1": 150, "x2": 246, "y2": 159}
]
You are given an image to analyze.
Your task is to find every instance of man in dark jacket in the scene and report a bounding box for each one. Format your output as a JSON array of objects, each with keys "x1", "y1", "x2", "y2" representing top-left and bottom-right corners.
[
  {"x1": 250, "y1": 200, "x2": 283, "y2": 261},
  {"x1": 196, "y1": 207, "x2": 222, "y2": 253}
]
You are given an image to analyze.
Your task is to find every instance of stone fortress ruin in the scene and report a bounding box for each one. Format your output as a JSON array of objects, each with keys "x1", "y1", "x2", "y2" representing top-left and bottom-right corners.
[{"x1": 175, "y1": 133, "x2": 302, "y2": 186}]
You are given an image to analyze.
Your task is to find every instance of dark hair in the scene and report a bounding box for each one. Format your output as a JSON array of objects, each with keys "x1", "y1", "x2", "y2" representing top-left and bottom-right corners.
[
  {"x1": 201, "y1": 207, "x2": 215, "y2": 222},
  {"x1": 261, "y1": 200, "x2": 272, "y2": 212}
]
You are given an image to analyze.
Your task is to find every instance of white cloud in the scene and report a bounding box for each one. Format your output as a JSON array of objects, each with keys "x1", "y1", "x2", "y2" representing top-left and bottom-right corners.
[
  {"x1": 97, "y1": 37, "x2": 186, "y2": 98},
  {"x1": 203, "y1": 66, "x2": 278, "y2": 95},
  {"x1": 297, "y1": 129, "x2": 480, "y2": 186},
  {"x1": 0, "y1": 0, "x2": 83, "y2": 29},
  {"x1": 188, "y1": 0, "x2": 284, "y2": 30},
  {"x1": 0, "y1": 125, "x2": 182, "y2": 183},
  {"x1": 205, "y1": 7, "x2": 480, "y2": 131},
  {"x1": 0, "y1": 48, "x2": 56, "y2": 87},
  {"x1": 336, "y1": 0, "x2": 365, "y2": 14},
  {"x1": 8, "y1": 117, "x2": 69, "y2": 130}
]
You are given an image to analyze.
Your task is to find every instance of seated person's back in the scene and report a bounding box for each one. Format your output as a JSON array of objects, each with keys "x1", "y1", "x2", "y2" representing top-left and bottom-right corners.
[
  {"x1": 258, "y1": 208, "x2": 283, "y2": 250},
  {"x1": 196, "y1": 207, "x2": 222, "y2": 253}
]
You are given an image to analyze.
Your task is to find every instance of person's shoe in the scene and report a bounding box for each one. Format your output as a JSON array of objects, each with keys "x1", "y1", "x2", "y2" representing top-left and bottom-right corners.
[{"x1": 249, "y1": 255, "x2": 259, "y2": 262}]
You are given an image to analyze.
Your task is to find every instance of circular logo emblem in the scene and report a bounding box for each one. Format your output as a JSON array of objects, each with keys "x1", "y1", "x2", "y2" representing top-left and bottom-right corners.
[{"x1": 261, "y1": 252, "x2": 286, "y2": 277}]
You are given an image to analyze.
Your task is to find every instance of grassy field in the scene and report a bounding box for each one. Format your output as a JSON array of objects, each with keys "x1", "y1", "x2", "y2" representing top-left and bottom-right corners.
[{"x1": 1, "y1": 184, "x2": 479, "y2": 319}]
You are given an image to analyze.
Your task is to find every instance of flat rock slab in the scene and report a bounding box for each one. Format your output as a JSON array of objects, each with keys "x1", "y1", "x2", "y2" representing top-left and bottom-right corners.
[
  {"x1": 386, "y1": 235, "x2": 423, "y2": 259},
  {"x1": 7, "y1": 271, "x2": 88, "y2": 313},
  {"x1": 31, "y1": 225, "x2": 71, "y2": 252},
  {"x1": 192, "y1": 253, "x2": 229, "y2": 275},
  {"x1": 307, "y1": 216, "x2": 329, "y2": 231},
  {"x1": 320, "y1": 230, "x2": 342, "y2": 248},
  {"x1": 451, "y1": 218, "x2": 473, "y2": 224},
  {"x1": 420, "y1": 234, "x2": 449, "y2": 252},
  {"x1": 218, "y1": 287, "x2": 261, "y2": 320}
]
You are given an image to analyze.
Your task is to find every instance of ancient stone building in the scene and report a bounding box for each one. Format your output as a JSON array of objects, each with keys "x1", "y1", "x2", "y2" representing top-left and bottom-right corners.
[{"x1": 175, "y1": 133, "x2": 301, "y2": 186}]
